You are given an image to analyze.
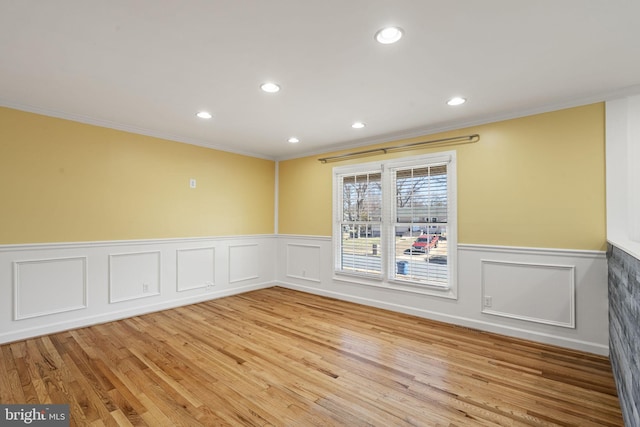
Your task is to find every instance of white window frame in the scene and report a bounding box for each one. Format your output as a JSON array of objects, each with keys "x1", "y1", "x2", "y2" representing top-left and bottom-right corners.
[{"x1": 332, "y1": 151, "x2": 457, "y2": 299}]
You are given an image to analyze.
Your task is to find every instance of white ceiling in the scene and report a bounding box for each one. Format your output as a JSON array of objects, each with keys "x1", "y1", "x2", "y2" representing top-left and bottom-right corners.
[{"x1": 1, "y1": 1, "x2": 639, "y2": 160}]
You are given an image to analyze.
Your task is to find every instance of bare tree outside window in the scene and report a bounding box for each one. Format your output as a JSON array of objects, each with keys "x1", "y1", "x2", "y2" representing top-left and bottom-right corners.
[
  {"x1": 340, "y1": 172, "x2": 382, "y2": 274},
  {"x1": 343, "y1": 173, "x2": 381, "y2": 222}
]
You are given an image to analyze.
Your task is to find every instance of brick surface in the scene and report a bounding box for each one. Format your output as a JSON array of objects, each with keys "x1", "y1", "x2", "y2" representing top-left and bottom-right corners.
[{"x1": 608, "y1": 243, "x2": 640, "y2": 427}]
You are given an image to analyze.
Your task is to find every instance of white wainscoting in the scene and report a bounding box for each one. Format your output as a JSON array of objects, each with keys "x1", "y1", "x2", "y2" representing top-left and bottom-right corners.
[
  {"x1": 176, "y1": 247, "x2": 215, "y2": 292},
  {"x1": 14, "y1": 256, "x2": 87, "y2": 320},
  {"x1": 229, "y1": 244, "x2": 259, "y2": 283},
  {"x1": 0, "y1": 235, "x2": 276, "y2": 344},
  {"x1": 1, "y1": 234, "x2": 610, "y2": 355},
  {"x1": 286, "y1": 243, "x2": 321, "y2": 282},
  {"x1": 481, "y1": 259, "x2": 575, "y2": 328},
  {"x1": 109, "y1": 251, "x2": 161, "y2": 303},
  {"x1": 276, "y1": 235, "x2": 609, "y2": 355}
]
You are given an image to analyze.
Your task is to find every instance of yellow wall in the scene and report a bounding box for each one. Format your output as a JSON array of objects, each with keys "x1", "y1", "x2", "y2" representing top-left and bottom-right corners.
[
  {"x1": 278, "y1": 103, "x2": 606, "y2": 250},
  {"x1": 1, "y1": 103, "x2": 606, "y2": 249},
  {"x1": 0, "y1": 107, "x2": 275, "y2": 244}
]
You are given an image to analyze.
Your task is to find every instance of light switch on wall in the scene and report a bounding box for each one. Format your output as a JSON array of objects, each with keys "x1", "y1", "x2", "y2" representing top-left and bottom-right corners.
[{"x1": 190, "y1": 178, "x2": 196, "y2": 189}]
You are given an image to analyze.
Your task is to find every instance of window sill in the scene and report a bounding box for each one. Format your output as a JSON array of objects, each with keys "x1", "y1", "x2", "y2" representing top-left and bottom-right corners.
[{"x1": 333, "y1": 272, "x2": 457, "y2": 300}]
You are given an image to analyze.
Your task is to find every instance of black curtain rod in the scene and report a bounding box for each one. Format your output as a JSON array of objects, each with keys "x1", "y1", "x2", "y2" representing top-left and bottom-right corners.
[{"x1": 318, "y1": 134, "x2": 480, "y2": 163}]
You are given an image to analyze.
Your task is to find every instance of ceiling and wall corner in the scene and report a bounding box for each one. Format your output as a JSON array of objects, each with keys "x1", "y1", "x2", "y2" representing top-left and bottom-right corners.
[{"x1": 1, "y1": 1, "x2": 639, "y2": 161}]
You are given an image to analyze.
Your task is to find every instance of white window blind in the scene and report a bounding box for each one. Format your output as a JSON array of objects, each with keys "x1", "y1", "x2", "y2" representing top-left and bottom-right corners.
[
  {"x1": 338, "y1": 171, "x2": 382, "y2": 277},
  {"x1": 392, "y1": 163, "x2": 449, "y2": 286},
  {"x1": 333, "y1": 151, "x2": 457, "y2": 296}
]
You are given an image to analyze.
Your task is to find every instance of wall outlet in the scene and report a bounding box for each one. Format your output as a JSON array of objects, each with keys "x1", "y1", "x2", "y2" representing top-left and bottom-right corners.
[
  {"x1": 484, "y1": 296, "x2": 492, "y2": 307},
  {"x1": 189, "y1": 178, "x2": 196, "y2": 189},
  {"x1": 143, "y1": 283, "x2": 149, "y2": 293},
  {"x1": 205, "y1": 281, "x2": 214, "y2": 290}
]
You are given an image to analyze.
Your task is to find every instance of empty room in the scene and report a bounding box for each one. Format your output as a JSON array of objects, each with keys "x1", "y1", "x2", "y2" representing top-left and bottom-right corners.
[{"x1": 1, "y1": 1, "x2": 639, "y2": 426}]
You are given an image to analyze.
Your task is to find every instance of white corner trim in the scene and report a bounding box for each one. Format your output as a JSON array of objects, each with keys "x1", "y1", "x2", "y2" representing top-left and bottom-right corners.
[{"x1": 274, "y1": 160, "x2": 279, "y2": 235}]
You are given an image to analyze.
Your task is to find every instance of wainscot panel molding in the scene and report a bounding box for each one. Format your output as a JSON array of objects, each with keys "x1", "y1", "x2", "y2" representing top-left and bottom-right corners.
[
  {"x1": 176, "y1": 247, "x2": 215, "y2": 292},
  {"x1": 480, "y1": 259, "x2": 575, "y2": 328},
  {"x1": 13, "y1": 256, "x2": 88, "y2": 320},
  {"x1": 286, "y1": 243, "x2": 322, "y2": 283},
  {"x1": 0, "y1": 235, "x2": 277, "y2": 344},
  {"x1": 228, "y1": 244, "x2": 259, "y2": 283},
  {"x1": 109, "y1": 251, "x2": 161, "y2": 303},
  {"x1": 276, "y1": 236, "x2": 609, "y2": 355}
]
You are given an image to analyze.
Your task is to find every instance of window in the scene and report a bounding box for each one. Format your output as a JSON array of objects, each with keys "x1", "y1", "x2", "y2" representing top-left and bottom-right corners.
[
  {"x1": 338, "y1": 171, "x2": 382, "y2": 277},
  {"x1": 333, "y1": 151, "x2": 457, "y2": 297}
]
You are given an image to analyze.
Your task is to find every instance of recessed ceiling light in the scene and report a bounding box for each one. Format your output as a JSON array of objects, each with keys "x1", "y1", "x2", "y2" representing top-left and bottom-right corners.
[
  {"x1": 196, "y1": 111, "x2": 212, "y2": 119},
  {"x1": 375, "y1": 26, "x2": 403, "y2": 44},
  {"x1": 447, "y1": 97, "x2": 466, "y2": 106},
  {"x1": 352, "y1": 122, "x2": 366, "y2": 129},
  {"x1": 288, "y1": 137, "x2": 300, "y2": 143},
  {"x1": 260, "y1": 82, "x2": 280, "y2": 93}
]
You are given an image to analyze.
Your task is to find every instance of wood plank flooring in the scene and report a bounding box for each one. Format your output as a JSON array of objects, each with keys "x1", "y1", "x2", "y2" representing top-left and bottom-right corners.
[{"x1": 0, "y1": 287, "x2": 623, "y2": 426}]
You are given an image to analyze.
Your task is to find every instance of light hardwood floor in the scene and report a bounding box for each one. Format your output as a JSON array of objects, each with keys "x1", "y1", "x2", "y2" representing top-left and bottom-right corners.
[{"x1": 0, "y1": 287, "x2": 623, "y2": 426}]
